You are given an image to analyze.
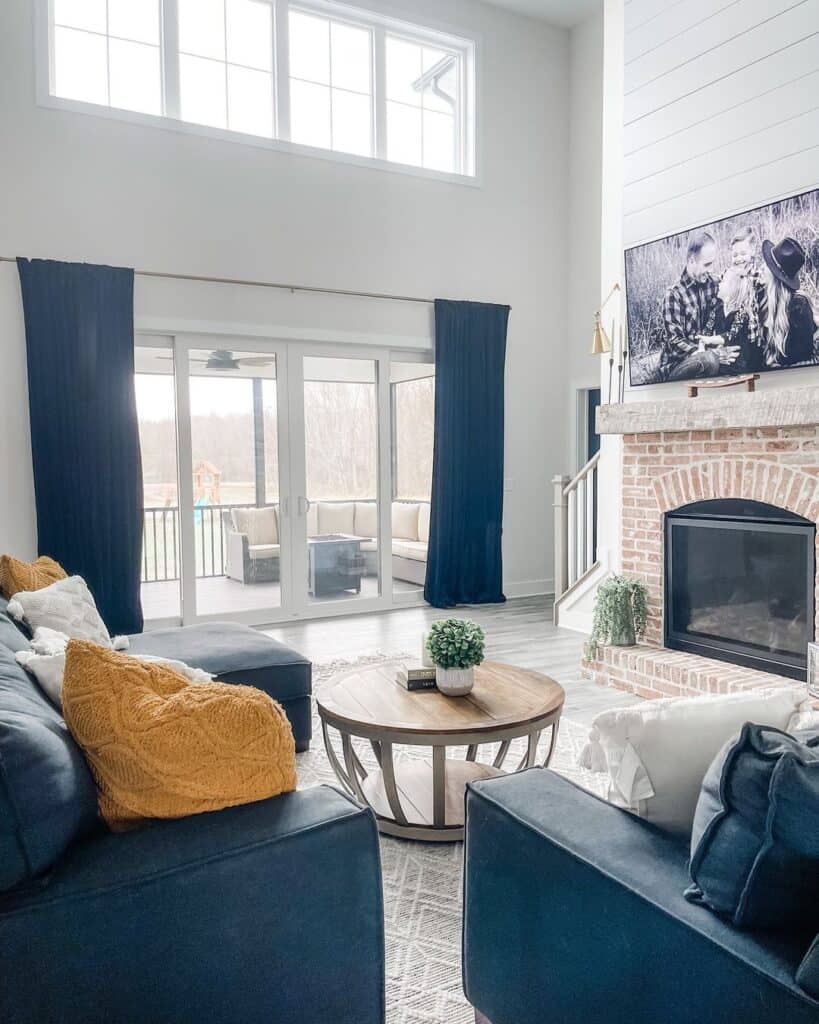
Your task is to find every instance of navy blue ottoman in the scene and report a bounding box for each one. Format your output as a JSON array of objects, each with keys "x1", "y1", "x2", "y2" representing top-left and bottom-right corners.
[{"x1": 128, "y1": 622, "x2": 312, "y2": 751}]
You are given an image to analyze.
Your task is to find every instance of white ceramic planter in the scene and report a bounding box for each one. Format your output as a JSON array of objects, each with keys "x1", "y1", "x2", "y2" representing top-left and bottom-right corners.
[{"x1": 435, "y1": 666, "x2": 475, "y2": 697}]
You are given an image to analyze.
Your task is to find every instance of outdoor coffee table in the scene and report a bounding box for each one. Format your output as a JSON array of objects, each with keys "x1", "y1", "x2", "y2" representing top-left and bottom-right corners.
[
  {"x1": 307, "y1": 534, "x2": 364, "y2": 597},
  {"x1": 317, "y1": 660, "x2": 565, "y2": 842}
]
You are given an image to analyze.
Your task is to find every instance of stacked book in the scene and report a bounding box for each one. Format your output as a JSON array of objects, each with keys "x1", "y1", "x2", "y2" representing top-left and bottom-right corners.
[{"x1": 396, "y1": 663, "x2": 437, "y2": 691}]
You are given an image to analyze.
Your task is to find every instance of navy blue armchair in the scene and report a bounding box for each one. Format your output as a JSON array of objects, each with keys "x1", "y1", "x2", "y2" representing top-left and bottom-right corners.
[{"x1": 463, "y1": 769, "x2": 819, "y2": 1024}]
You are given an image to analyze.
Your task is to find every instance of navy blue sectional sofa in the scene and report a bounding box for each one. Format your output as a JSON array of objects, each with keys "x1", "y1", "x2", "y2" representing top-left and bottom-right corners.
[
  {"x1": 0, "y1": 598, "x2": 385, "y2": 1024},
  {"x1": 463, "y1": 768, "x2": 819, "y2": 1024}
]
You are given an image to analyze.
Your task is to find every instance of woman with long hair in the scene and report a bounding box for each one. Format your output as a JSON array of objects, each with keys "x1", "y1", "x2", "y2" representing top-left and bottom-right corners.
[{"x1": 759, "y1": 236, "x2": 817, "y2": 368}]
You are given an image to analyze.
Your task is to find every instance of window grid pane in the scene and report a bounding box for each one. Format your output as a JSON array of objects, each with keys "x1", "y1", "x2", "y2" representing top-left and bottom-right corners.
[
  {"x1": 289, "y1": 9, "x2": 373, "y2": 157},
  {"x1": 49, "y1": 1, "x2": 473, "y2": 178}
]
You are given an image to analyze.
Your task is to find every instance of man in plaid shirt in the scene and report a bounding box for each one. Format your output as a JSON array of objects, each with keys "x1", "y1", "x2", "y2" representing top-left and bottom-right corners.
[{"x1": 662, "y1": 231, "x2": 740, "y2": 380}]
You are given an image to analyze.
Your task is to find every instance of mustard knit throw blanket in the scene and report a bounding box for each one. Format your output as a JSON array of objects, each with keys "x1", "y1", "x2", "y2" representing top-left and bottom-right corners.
[{"x1": 63, "y1": 640, "x2": 297, "y2": 830}]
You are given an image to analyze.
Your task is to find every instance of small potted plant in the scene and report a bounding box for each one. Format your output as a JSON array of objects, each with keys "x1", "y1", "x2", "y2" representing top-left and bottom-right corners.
[
  {"x1": 587, "y1": 574, "x2": 648, "y2": 660},
  {"x1": 426, "y1": 618, "x2": 486, "y2": 696}
]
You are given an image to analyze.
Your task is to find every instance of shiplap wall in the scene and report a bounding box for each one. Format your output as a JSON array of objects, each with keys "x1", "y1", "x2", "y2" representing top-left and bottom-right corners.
[{"x1": 623, "y1": 0, "x2": 819, "y2": 247}]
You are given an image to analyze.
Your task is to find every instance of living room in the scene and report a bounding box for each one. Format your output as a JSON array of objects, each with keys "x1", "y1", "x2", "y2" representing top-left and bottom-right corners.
[{"x1": 2, "y1": 1, "x2": 819, "y2": 1022}]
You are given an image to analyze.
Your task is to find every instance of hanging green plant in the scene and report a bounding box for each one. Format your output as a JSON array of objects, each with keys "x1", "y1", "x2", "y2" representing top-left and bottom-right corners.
[{"x1": 586, "y1": 574, "x2": 648, "y2": 660}]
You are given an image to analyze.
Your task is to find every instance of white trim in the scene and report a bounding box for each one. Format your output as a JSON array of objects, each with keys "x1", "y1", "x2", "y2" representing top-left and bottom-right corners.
[
  {"x1": 135, "y1": 318, "x2": 431, "y2": 350},
  {"x1": 36, "y1": 0, "x2": 480, "y2": 187},
  {"x1": 503, "y1": 578, "x2": 554, "y2": 599}
]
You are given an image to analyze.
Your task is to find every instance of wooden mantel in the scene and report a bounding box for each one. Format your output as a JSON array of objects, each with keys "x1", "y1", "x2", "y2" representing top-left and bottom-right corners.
[{"x1": 596, "y1": 385, "x2": 819, "y2": 436}]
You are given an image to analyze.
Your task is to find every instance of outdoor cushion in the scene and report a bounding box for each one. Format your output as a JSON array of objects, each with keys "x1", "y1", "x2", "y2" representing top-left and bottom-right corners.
[
  {"x1": 307, "y1": 502, "x2": 319, "y2": 536},
  {"x1": 318, "y1": 502, "x2": 356, "y2": 535},
  {"x1": 0, "y1": 598, "x2": 99, "y2": 891},
  {"x1": 126, "y1": 621, "x2": 311, "y2": 704},
  {"x1": 359, "y1": 540, "x2": 378, "y2": 553},
  {"x1": 354, "y1": 501, "x2": 378, "y2": 539},
  {"x1": 62, "y1": 640, "x2": 296, "y2": 830},
  {"x1": 392, "y1": 540, "x2": 428, "y2": 562},
  {"x1": 232, "y1": 506, "x2": 278, "y2": 546},
  {"x1": 688, "y1": 723, "x2": 819, "y2": 931},
  {"x1": 248, "y1": 544, "x2": 281, "y2": 559},
  {"x1": 418, "y1": 503, "x2": 430, "y2": 544},
  {"x1": 392, "y1": 502, "x2": 419, "y2": 540}
]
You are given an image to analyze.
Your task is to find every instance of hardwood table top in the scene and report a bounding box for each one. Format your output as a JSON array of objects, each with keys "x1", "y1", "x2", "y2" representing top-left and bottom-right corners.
[{"x1": 317, "y1": 660, "x2": 565, "y2": 740}]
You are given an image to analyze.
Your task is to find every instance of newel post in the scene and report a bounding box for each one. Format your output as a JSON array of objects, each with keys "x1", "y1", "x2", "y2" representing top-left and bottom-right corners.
[{"x1": 552, "y1": 475, "x2": 570, "y2": 600}]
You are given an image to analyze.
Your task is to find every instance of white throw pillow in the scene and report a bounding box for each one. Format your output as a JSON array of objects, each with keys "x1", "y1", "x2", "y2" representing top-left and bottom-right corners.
[
  {"x1": 7, "y1": 576, "x2": 128, "y2": 649},
  {"x1": 17, "y1": 627, "x2": 213, "y2": 708},
  {"x1": 392, "y1": 502, "x2": 420, "y2": 541},
  {"x1": 578, "y1": 686, "x2": 813, "y2": 839},
  {"x1": 318, "y1": 502, "x2": 356, "y2": 535},
  {"x1": 417, "y1": 503, "x2": 430, "y2": 545},
  {"x1": 354, "y1": 502, "x2": 378, "y2": 539}
]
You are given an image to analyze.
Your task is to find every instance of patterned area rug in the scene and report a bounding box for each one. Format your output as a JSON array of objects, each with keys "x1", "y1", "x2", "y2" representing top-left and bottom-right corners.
[{"x1": 297, "y1": 654, "x2": 606, "y2": 1024}]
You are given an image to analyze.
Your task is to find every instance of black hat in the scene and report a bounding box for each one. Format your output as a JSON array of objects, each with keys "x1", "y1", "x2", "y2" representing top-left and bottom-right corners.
[{"x1": 762, "y1": 236, "x2": 805, "y2": 291}]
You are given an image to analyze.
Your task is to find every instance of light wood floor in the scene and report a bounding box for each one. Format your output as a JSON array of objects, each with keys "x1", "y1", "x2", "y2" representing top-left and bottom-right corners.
[{"x1": 265, "y1": 595, "x2": 636, "y2": 726}]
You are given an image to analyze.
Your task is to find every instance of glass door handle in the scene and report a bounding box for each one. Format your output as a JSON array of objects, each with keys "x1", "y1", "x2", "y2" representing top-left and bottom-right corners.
[
  {"x1": 281, "y1": 497, "x2": 290, "y2": 518},
  {"x1": 298, "y1": 496, "x2": 309, "y2": 516}
]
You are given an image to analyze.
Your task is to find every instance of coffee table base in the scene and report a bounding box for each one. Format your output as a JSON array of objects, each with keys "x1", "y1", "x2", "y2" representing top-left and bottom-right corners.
[
  {"x1": 361, "y1": 759, "x2": 504, "y2": 841},
  {"x1": 321, "y1": 715, "x2": 560, "y2": 843}
]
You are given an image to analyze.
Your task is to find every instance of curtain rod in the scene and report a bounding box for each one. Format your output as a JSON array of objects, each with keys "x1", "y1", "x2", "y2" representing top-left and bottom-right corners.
[{"x1": 0, "y1": 255, "x2": 437, "y2": 306}]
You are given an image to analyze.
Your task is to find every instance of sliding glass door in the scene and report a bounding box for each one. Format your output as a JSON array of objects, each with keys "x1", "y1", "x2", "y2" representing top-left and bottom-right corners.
[{"x1": 135, "y1": 335, "x2": 432, "y2": 626}]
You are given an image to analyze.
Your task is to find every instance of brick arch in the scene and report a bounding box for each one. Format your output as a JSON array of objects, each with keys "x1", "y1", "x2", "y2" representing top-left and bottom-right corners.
[{"x1": 652, "y1": 459, "x2": 819, "y2": 522}]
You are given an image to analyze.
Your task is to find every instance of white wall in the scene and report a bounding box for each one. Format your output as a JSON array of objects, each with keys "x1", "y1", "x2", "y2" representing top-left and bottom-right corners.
[
  {"x1": 0, "y1": 0, "x2": 572, "y2": 599},
  {"x1": 566, "y1": 8, "x2": 604, "y2": 471},
  {"x1": 621, "y1": 0, "x2": 819, "y2": 402},
  {"x1": 589, "y1": 0, "x2": 819, "y2": 585}
]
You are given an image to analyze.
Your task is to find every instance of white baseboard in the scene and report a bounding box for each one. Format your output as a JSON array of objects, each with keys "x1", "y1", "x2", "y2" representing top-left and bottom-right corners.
[{"x1": 503, "y1": 578, "x2": 554, "y2": 599}]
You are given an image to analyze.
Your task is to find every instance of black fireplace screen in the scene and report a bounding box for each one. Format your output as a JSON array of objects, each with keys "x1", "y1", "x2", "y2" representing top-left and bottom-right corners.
[{"x1": 664, "y1": 499, "x2": 815, "y2": 680}]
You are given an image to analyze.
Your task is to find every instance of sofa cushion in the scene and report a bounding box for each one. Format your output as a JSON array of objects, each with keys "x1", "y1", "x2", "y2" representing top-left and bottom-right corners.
[
  {"x1": 0, "y1": 555, "x2": 66, "y2": 600},
  {"x1": 797, "y1": 934, "x2": 819, "y2": 999},
  {"x1": 354, "y1": 501, "x2": 378, "y2": 539},
  {"x1": 248, "y1": 544, "x2": 280, "y2": 560},
  {"x1": 392, "y1": 540, "x2": 428, "y2": 562},
  {"x1": 318, "y1": 502, "x2": 356, "y2": 535},
  {"x1": 62, "y1": 640, "x2": 297, "y2": 831},
  {"x1": 232, "y1": 506, "x2": 278, "y2": 546},
  {"x1": 307, "y1": 501, "x2": 319, "y2": 537},
  {"x1": 392, "y1": 502, "x2": 419, "y2": 541},
  {"x1": 688, "y1": 723, "x2": 819, "y2": 931},
  {"x1": 417, "y1": 503, "x2": 430, "y2": 544},
  {"x1": 126, "y1": 622, "x2": 312, "y2": 704},
  {"x1": 0, "y1": 599, "x2": 99, "y2": 891},
  {"x1": 580, "y1": 686, "x2": 811, "y2": 839}
]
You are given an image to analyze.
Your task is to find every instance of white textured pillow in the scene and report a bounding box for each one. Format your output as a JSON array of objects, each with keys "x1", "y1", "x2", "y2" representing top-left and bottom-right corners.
[
  {"x1": 17, "y1": 627, "x2": 213, "y2": 708},
  {"x1": 7, "y1": 576, "x2": 124, "y2": 648},
  {"x1": 578, "y1": 686, "x2": 814, "y2": 838}
]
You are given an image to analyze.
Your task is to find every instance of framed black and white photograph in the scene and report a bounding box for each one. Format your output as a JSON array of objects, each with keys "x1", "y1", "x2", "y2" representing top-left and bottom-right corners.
[{"x1": 625, "y1": 188, "x2": 819, "y2": 386}]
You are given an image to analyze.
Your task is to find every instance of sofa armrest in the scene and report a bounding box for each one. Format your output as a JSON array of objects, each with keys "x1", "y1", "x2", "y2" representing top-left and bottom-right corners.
[
  {"x1": 225, "y1": 528, "x2": 250, "y2": 580},
  {"x1": 0, "y1": 787, "x2": 385, "y2": 1024},
  {"x1": 463, "y1": 769, "x2": 816, "y2": 1024}
]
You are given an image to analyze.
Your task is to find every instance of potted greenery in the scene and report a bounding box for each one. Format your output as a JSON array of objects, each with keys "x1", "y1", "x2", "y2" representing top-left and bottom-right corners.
[
  {"x1": 426, "y1": 618, "x2": 486, "y2": 696},
  {"x1": 587, "y1": 574, "x2": 648, "y2": 659}
]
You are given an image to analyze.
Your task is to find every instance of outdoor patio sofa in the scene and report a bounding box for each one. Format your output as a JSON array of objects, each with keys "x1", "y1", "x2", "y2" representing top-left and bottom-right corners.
[{"x1": 225, "y1": 500, "x2": 430, "y2": 587}]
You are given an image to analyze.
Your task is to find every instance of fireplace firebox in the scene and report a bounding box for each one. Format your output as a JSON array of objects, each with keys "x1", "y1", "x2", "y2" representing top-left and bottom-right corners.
[{"x1": 664, "y1": 499, "x2": 815, "y2": 680}]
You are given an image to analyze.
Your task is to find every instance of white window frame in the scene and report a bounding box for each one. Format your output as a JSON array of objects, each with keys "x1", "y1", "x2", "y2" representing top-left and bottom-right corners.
[{"x1": 36, "y1": 0, "x2": 479, "y2": 185}]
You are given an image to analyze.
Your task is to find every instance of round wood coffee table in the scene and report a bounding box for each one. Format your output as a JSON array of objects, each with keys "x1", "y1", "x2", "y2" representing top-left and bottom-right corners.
[{"x1": 317, "y1": 661, "x2": 565, "y2": 842}]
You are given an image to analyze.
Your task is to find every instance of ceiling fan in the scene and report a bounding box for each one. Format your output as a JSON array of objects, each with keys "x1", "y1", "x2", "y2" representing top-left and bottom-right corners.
[{"x1": 158, "y1": 349, "x2": 275, "y2": 370}]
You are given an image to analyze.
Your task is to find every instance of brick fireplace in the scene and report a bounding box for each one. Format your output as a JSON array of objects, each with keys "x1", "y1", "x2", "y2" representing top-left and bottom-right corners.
[{"x1": 584, "y1": 387, "x2": 819, "y2": 699}]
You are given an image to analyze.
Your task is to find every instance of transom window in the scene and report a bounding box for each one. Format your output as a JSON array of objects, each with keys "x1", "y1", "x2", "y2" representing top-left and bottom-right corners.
[{"x1": 43, "y1": 0, "x2": 476, "y2": 179}]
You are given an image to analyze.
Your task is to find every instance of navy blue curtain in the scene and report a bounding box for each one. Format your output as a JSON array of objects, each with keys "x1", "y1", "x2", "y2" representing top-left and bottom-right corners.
[
  {"x1": 424, "y1": 299, "x2": 509, "y2": 608},
  {"x1": 17, "y1": 259, "x2": 144, "y2": 635}
]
